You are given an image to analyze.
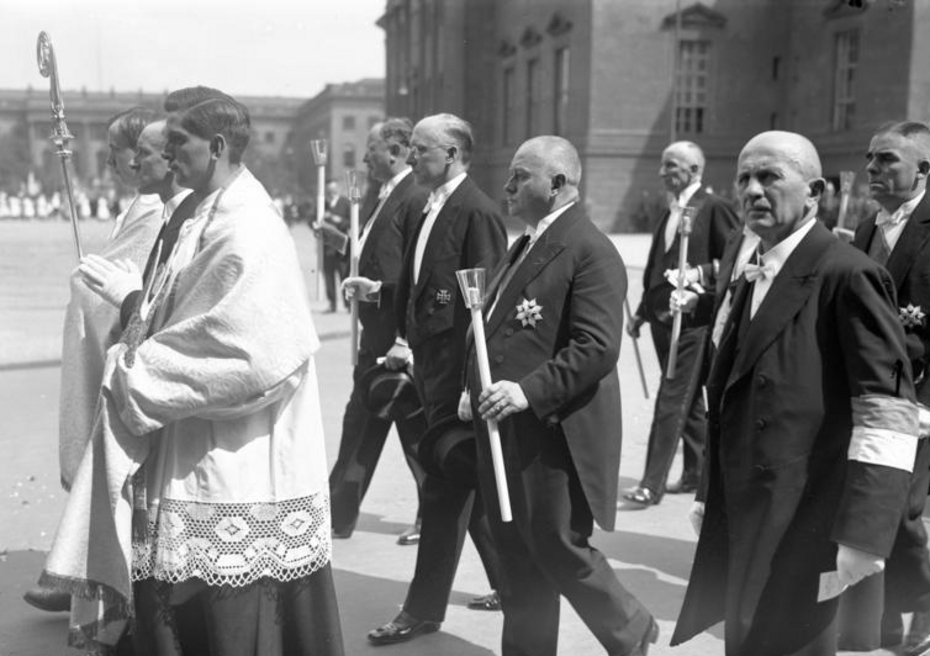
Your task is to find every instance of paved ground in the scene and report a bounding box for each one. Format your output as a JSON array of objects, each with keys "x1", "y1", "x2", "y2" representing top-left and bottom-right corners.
[{"x1": 0, "y1": 219, "x2": 894, "y2": 655}]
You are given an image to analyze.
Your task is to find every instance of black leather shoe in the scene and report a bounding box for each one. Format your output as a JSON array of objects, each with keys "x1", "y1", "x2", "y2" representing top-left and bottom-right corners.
[
  {"x1": 904, "y1": 610, "x2": 930, "y2": 656},
  {"x1": 627, "y1": 618, "x2": 659, "y2": 656},
  {"x1": 397, "y1": 520, "x2": 421, "y2": 546},
  {"x1": 23, "y1": 586, "x2": 71, "y2": 612},
  {"x1": 467, "y1": 590, "x2": 501, "y2": 611},
  {"x1": 368, "y1": 610, "x2": 440, "y2": 645},
  {"x1": 623, "y1": 487, "x2": 660, "y2": 506},
  {"x1": 665, "y1": 475, "x2": 699, "y2": 495},
  {"x1": 331, "y1": 527, "x2": 352, "y2": 539}
]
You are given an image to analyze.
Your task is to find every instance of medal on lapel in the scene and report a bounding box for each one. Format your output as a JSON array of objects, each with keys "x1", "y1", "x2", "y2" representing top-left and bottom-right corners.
[
  {"x1": 900, "y1": 304, "x2": 926, "y2": 329},
  {"x1": 516, "y1": 297, "x2": 543, "y2": 328},
  {"x1": 436, "y1": 289, "x2": 453, "y2": 305}
]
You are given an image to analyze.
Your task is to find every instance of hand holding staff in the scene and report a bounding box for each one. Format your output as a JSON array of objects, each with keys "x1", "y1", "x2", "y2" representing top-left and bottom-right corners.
[
  {"x1": 36, "y1": 31, "x2": 82, "y2": 261},
  {"x1": 666, "y1": 206, "x2": 695, "y2": 379},
  {"x1": 310, "y1": 139, "x2": 328, "y2": 301},
  {"x1": 457, "y1": 267, "x2": 512, "y2": 523},
  {"x1": 344, "y1": 169, "x2": 361, "y2": 366}
]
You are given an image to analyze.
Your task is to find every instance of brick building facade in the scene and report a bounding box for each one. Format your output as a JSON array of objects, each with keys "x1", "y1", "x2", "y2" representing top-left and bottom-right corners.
[{"x1": 379, "y1": 0, "x2": 927, "y2": 231}]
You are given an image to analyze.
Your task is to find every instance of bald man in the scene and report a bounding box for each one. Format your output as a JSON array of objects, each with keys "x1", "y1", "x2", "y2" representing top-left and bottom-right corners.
[
  {"x1": 462, "y1": 135, "x2": 656, "y2": 655},
  {"x1": 673, "y1": 131, "x2": 919, "y2": 656},
  {"x1": 625, "y1": 141, "x2": 738, "y2": 506}
]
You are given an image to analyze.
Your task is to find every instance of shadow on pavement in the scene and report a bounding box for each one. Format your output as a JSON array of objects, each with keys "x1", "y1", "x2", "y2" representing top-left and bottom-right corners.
[{"x1": 0, "y1": 551, "x2": 496, "y2": 656}]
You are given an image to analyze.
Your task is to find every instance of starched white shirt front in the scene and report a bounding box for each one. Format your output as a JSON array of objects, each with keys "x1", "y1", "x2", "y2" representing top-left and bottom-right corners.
[{"x1": 413, "y1": 171, "x2": 467, "y2": 284}]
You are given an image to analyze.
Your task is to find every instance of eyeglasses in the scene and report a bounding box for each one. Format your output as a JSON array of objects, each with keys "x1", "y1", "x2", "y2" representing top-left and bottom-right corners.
[{"x1": 410, "y1": 143, "x2": 451, "y2": 156}]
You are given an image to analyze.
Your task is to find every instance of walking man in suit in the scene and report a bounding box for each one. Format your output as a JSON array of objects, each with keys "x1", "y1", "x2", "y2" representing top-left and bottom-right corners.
[
  {"x1": 625, "y1": 141, "x2": 738, "y2": 505},
  {"x1": 465, "y1": 134, "x2": 657, "y2": 656},
  {"x1": 365, "y1": 113, "x2": 507, "y2": 644},
  {"x1": 330, "y1": 118, "x2": 428, "y2": 543},
  {"x1": 840, "y1": 121, "x2": 930, "y2": 655},
  {"x1": 673, "y1": 130, "x2": 919, "y2": 656},
  {"x1": 318, "y1": 180, "x2": 351, "y2": 312}
]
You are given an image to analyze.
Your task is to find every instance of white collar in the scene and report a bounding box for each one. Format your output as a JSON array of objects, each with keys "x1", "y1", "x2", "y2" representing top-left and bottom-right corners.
[
  {"x1": 380, "y1": 167, "x2": 412, "y2": 199},
  {"x1": 426, "y1": 171, "x2": 467, "y2": 208},
  {"x1": 164, "y1": 189, "x2": 193, "y2": 219},
  {"x1": 877, "y1": 190, "x2": 925, "y2": 226},
  {"x1": 523, "y1": 201, "x2": 575, "y2": 244},
  {"x1": 758, "y1": 218, "x2": 817, "y2": 278},
  {"x1": 671, "y1": 180, "x2": 702, "y2": 209}
]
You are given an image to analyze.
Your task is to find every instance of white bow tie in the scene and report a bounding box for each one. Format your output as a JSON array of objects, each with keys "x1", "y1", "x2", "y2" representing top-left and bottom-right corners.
[
  {"x1": 423, "y1": 190, "x2": 449, "y2": 214},
  {"x1": 876, "y1": 208, "x2": 908, "y2": 227},
  {"x1": 743, "y1": 261, "x2": 776, "y2": 283},
  {"x1": 378, "y1": 185, "x2": 391, "y2": 201}
]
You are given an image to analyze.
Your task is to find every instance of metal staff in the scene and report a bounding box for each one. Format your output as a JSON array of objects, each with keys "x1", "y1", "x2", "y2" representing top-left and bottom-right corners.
[
  {"x1": 624, "y1": 297, "x2": 649, "y2": 398},
  {"x1": 344, "y1": 169, "x2": 361, "y2": 366},
  {"x1": 36, "y1": 31, "x2": 82, "y2": 261},
  {"x1": 456, "y1": 267, "x2": 513, "y2": 522},
  {"x1": 837, "y1": 170, "x2": 855, "y2": 230},
  {"x1": 666, "y1": 206, "x2": 695, "y2": 380},
  {"x1": 310, "y1": 139, "x2": 328, "y2": 301}
]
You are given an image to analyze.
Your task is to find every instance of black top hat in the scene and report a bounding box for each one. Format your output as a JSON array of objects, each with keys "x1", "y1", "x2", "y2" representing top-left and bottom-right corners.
[
  {"x1": 417, "y1": 413, "x2": 479, "y2": 488},
  {"x1": 360, "y1": 363, "x2": 422, "y2": 422}
]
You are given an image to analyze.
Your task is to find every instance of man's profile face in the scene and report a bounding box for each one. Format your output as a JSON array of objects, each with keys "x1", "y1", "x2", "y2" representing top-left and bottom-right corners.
[
  {"x1": 659, "y1": 148, "x2": 696, "y2": 196},
  {"x1": 364, "y1": 132, "x2": 393, "y2": 183},
  {"x1": 162, "y1": 114, "x2": 213, "y2": 191},
  {"x1": 407, "y1": 124, "x2": 450, "y2": 189},
  {"x1": 107, "y1": 125, "x2": 137, "y2": 187},
  {"x1": 736, "y1": 143, "x2": 811, "y2": 244},
  {"x1": 131, "y1": 125, "x2": 171, "y2": 195},
  {"x1": 866, "y1": 131, "x2": 925, "y2": 209},
  {"x1": 504, "y1": 145, "x2": 552, "y2": 223}
]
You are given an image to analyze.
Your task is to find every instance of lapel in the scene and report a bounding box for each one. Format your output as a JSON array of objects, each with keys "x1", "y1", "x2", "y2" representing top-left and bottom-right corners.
[
  {"x1": 885, "y1": 193, "x2": 930, "y2": 287},
  {"x1": 484, "y1": 205, "x2": 578, "y2": 337},
  {"x1": 412, "y1": 176, "x2": 472, "y2": 304},
  {"x1": 852, "y1": 214, "x2": 876, "y2": 253},
  {"x1": 358, "y1": 174, "x2": 413, "y2": 271},
  {"x1": 726, "y1": 222, "x2": 831, "y2": 390}
]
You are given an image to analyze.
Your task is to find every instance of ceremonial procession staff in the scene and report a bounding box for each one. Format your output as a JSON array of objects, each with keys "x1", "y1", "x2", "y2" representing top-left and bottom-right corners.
[
  {"x1": 465, "y1": 135, "x2": 658, "y2": 656},
  {"x1": 625, "y1": 141, "x2": 739, "y2": 506},
  {"x1": 42, "y1": 90, "x2": 344, "y2": 656},
  {"x1": 673, "y1": 130, "x2": 919, "y2": 656},
  {"x1": 36, "y1": 31, "x2": 82, "y2": 260},
  {"x1": 838, "y1": 121, "x2": 930, "y2": 656},
  {"x1": 368, "y1": 113, "x2": 506, "y2": 645},
  {"x1": 331, "y1": 118, "x2": 428, "y2": 544}
]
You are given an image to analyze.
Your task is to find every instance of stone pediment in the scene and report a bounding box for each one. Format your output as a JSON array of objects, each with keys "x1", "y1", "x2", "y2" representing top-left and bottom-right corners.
[
  {"x1": 661, "y1": 2, "x2": 727, "y2": 30},
  {"x1": 520, "y1": 26, "x2": 543, "y2": 49},
  {"x1": 546, "y1": 11, "x2": 573, "y2": 37}
]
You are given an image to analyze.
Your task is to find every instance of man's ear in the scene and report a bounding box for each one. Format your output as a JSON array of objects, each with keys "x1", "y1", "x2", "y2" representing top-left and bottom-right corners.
[
  {"x1": 550, "y1": 173, "x2": 566, "y2": 195},
  {"x1": 210, "y1": 134, "x2": 227, "y2": 160},
  {"x1": 388, "y1": 144, "x2": 401, "y2": 157},
  {"x1": 444, "y1": 145, "x2": 457, "y2": 163},
  {"x1": 809, "y1": 177, "x2": 825, "y2": 199},
  {"x1": 918, "y1": 159, "x2": 930, "y2": 178}
]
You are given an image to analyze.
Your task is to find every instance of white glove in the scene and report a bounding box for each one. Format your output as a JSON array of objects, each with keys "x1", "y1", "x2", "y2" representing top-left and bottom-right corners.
[
  {"x1": 664, "y1": 266, "x2": 701, "y2": 287},
  {"x1": 78, "y1": 255, "x2": 142, "y2": 308},
  {"x1": 458, "y1": 390, "x2": 473, "y2": 422},
  {"x1": 342, "y1": 276, "x2": 382, "y2": 303},
  {"x1": 670, "y1": 289, "x2": 699, "y2": 315},
  {"x1": 836, "y1": 544, "x2": 885, "y2": 587},
  {"x1": 688, "y1": 501, "x2": 705, "y2": 537}
]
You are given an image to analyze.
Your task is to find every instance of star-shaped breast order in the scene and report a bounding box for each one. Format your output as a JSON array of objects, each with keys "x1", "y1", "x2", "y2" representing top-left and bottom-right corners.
[
  {"x1": 900, "y1": 304, "x2": 927, "y2": 329},
  {"x1": 515, "y1": 297, "x2": 543, "y2": 328}
]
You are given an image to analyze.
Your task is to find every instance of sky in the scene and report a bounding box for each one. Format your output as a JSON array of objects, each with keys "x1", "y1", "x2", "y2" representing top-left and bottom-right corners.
[{"x1": 1, "y1": 0, "x2": 386, "y2": 99}]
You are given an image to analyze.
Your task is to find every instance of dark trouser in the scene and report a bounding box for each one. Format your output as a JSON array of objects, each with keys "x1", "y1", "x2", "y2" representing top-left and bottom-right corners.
[
  {"x1": 129, "y1": 565, "x2": 344, "y2": 656},
  {"x1": 837, "y1": 437, "x2": 930, "y2": 649},
  {"x1": 329, "y1": 349, "x2": 427, "y2": 535},
  {"x1": 398, "y1": 337, "x2": 502, "y2": 622},
  {"x1": 323, "y1": 251, "x2": 348, "y2": 309},
  {"x1": 403, "y1": 472, "x2": 500, "y2": 622},
  {"x1": 476, "y1": 417, "x2": 652, "y2": 656},
  {"x1": 639, "y1": 326, "x2": 707, "y2": 495}
]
